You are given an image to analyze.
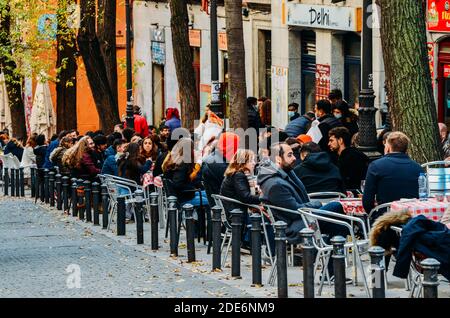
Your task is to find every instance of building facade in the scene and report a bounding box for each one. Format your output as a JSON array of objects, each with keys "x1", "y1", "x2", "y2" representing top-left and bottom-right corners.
[
  {"x1": 427, "y1": 0, "x2": 450, "y2": 126},
  {"x1": 271, "y1": 0, "x2": 387, "y2": 128},
  {"x1": 133, "y1": 0, "x2": 272, "y2": 127}
]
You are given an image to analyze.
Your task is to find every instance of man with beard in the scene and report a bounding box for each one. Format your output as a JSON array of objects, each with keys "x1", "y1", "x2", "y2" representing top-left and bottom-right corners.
[
  {"x1": 257, "y1": 142, "x2": 350, "y2": 280},
  {"x1": 257, "y1": 142, "x2": 348, "y2": 245}
]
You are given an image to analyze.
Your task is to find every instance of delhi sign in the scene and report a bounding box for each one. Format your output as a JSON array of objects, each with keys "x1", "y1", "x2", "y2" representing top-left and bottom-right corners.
[{"x1": 287, "y1": 3, "x2": 361, "y2": 32}]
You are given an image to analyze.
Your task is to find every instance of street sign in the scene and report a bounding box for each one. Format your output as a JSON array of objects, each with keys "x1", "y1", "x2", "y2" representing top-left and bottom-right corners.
[
  {"x1": 211, "y1": 81, "x2": 221, "y2": 103},
  {"x1": 151, "y1": 42, "x2": 166, "y2": 65}
]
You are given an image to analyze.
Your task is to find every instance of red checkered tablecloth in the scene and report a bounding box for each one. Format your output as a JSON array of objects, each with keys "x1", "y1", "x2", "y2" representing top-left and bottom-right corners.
[
  {"x1": 390, "y1": 199, "x2": 447, "y2": 222},
  {"x1": 338, "y1": 199, "x2": 366, "y2": 216}
]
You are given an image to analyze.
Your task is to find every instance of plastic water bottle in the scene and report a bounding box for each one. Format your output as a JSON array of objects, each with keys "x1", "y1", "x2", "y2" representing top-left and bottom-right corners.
[{"x1": 418, "y1": 173, "x2": 428, "y2": 200}]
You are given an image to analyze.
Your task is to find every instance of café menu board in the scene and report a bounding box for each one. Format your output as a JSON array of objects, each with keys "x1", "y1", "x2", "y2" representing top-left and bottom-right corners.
[{"x1": 428, "y1": 0, "x2": 450, "y2": 32}]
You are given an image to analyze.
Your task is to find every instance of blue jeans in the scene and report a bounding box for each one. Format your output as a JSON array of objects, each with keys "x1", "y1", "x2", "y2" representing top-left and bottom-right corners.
[{"x1": 182, "y1": 190, "x2": 209, "y2": 208}]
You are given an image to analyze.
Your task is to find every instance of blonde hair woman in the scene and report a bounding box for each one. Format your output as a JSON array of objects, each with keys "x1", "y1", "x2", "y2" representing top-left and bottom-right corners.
[
  {"x1": 220, "y1": 149, "x2": 261, "y2": 222},
  {"x1": 62, "y1": 136, "x2": 100, "y2": 180}
]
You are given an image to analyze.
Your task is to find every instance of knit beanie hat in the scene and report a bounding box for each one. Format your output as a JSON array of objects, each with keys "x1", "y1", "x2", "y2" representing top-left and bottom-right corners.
[{"x1": 217, "y1": 132, "x2": 240, "y2": 162}]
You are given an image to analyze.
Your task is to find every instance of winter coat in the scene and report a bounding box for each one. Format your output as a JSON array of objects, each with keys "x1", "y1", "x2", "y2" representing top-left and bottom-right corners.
[
  {"x1": 73, "y1": 152, "x2": 100, "y2": 181},
  {"x1": 101, "y1": 154, "x2": 119, "y2": 176},
  {"x1": 4, "y1": 141, "x2": 24, "y2": 162},
  {"x1": 104, "y1": 146, "x2": 116, "y2": 158},
  {"x1": 33, "y1": 145, "x2": 48, "y2": 169},
  {"x1": 284, "y1": 115, "x2": 313, "y2": 138},
  {"x1": 370, "y1": 210, "x2": 412, "y2": 255},
  {"x1": 201, "y1": 149, "x2": 228, "y2": 207},
  {"x1": 133, "y1": 114, "x2": 149, "y2": 137},
  {"x1": 393, "y1": 215, "x2": 450, "y2": 281},
  {"x1": 317, "y1": 114, "x2": 343, "y2": 152},
  {"x1": 293, "y1": 152, "x2": 345, "y2": 194},
  {"x1": 50, "y1": 147, "x2": 70, "y2": 176},
  {"x1": 257, "y1": 161, "x2": 322, "y2": 242},
  {"x1": 43, "y1": 139, "x2": 59, "y2": 169},
  {"x1": 118, "y1": 158, "x2": 151, "y2": 185},
  {"x1": 165, "y1": 117, "x2": 181, "y2": 133},
  {"x1": 363, "y1": 153, "x2": 423, "y2": 216},
  {"x1": 220, "y1": 171, "x2": 261, "y2": 219},
  {"x1": 337, "y1": 147, "x2": 369, "y2": 191},
  {"x1": 20, "y1": 146, "x2": 36, "y2": 178},
  {"x1": 194, "y1": 120, "x2": 223, "y2": 152},
  {"x1": 163, "y1": 163, "x2": 200, "y2": 203},
  {"x1": 247, "y1": 105, "x2": 264, "y2": 130}
]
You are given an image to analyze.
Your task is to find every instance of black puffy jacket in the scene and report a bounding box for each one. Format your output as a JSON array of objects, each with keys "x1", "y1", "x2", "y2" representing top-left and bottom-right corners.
[
  {"x1": 220, "y1": 171, "x2": 261, "y2": 219},
  {"x1": 293, "y1": 152, "x2": 345, "y2": 194}
]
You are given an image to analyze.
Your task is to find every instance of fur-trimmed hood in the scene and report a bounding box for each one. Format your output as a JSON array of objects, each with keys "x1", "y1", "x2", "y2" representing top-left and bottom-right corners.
[{"x1": 370, "y1": 211, "x2": 412, "y2": 250}]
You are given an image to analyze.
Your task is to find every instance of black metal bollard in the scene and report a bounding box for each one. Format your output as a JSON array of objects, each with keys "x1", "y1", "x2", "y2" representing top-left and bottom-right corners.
[
  {"x1": 92, "y1": 182, "x2": 100, "y2": 225},
  {"x1": 421, "y1": 258, "x2": 440, "y2": 298},
  {"x1": 150, "y1": 192, "x2": 159, "y2": 250},
  {"x1": 19, "y1": 167, "x2": 25, "y2": 197},
  {"x1": 231, "y1": 209, "x2": 243, "y2": 278},
  {"x1": 10, "y1": 168, "x2": 15, "y2": 197},
  {"x1": 331, "y1": 236, "x2": 347, "y2": 298},
  {"x1": 39, "y1": 169, "x2": 45, "y2": 202},
  {"x1": 3, "y1": 168, "x2": 8, "y2": 196},
  {"x1": 77, "y1": 179, "x2": 85, "y2": 220},
  {"x1": 369, "y1": 246, "x2": 386, "y2": 298},
  {"x1": 250, "y1": 214, "x2": 262, "y2": 286},
  {"x1": 62, "y1": 176, "x2": 69, "y2": 213},
  {"x1": 55, "y1": 174, "x2": 62, "y2": 210},
  {"x1": 44, "y1": 169, "x2": 50, "y2": 204},
  {"x1": 117, "y1": 196, "x2": 126, "y2": 235},
  {"x1": 101, "y1": 184, "x2": 109, "y2": 229},
  {"x1": 71, "y1": 178, "x2": 78, "y2": 217},
  {"x1": 300, "y1": 228, "x2": 315, "y2": 298},
  {"x1": 30, "y1": 166, "x2": 36, "y2": 198},
  {"x1": 84, "y1": 181, "x2": 92, "y2": 222},
  {"x1": 211, "y1": 206, "x2": 222, "y2": 271},
  {"x1": 274, "y1": 221, "x2": 288, "y2": 298},
  {"x1": 168, "y1": 204, "x2": 178, "y2": 257},
  {"x1": 166, "y1": 196, "x2": 178, "y2": 239},
  {"x1": 184, "y1": 204, "x2": 196, "y2": 262},
  {"x1": 15, "y1": 168, "x2": 20, "y2": 197},
  {"x1": 134, "y1": 190, "x2": 145, "y2": 244},
  {"x1": 49, "y1": 172, "x2": 55, "y2": 207}
]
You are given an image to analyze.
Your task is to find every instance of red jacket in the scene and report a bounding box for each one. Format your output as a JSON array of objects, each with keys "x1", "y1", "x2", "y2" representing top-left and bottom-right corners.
[{"x1": 128, "y1": 114, "x2": 149, "y2": 137}]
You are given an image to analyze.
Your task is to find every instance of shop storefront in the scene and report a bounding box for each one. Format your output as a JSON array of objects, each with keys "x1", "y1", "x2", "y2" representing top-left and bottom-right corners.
[
  {"x1": 286, "y1": 2, "x2": 362, "y2": 114},
  {"x1": 428, "y1": 0, "x2": 450, "y2": 124}
]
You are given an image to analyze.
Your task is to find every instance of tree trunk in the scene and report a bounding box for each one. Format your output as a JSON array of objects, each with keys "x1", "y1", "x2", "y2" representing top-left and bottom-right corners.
[
  {"x1": 98, "y1": 0, "x2": 118, "y2": 106},
  {"x1": 56, "y1": 0, "x2": 78, "y2": 132},
  {"x1": 77, "y1": 0, "x2": 120, "y2": 133},
  {"x1": 168, "y1": 0, "x2": 199, "y2": 131},
  {"x1": 377, "y1": 0, "x2": 442, "y2": 163},
  {"x1": 225, "y1": 0, "x2": 248, "y2": 129},
  {"x1": 0, "y1": 4, "x2": 27, "y2": 138}
]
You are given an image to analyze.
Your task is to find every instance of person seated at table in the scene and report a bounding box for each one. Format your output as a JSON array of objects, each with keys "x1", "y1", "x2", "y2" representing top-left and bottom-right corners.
[
  {"x1": 328, "y1": 127, "x2": 369, "y2": 193},
  {"x1": 220, "y1": 149, "x2": 261, "y2": 249},
  {"x1": 220, "y1": 149, "x2": 261, "y2": 219},
  {"x1": 162, "y1": 137, "x2": 208, "y2": 209},
  {"x1": 201, "y1": 132, "x2": 240, "y2": 207},
  {"x1": 293, "y1": 142, "x2": 345, "y2": 194},
  {"x1": 363, "y1": 131, "x2": 423, "y2": 222},
  {"x1": 257, "y1": 142, "x2": 348, "y2": 244}
]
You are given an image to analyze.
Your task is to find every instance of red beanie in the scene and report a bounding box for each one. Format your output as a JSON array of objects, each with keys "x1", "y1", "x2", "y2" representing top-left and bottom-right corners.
[{"x1": 217, "y1": 132, "x2": 240, "y2": 162}]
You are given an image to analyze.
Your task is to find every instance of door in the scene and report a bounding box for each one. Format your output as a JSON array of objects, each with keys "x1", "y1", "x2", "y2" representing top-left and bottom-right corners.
[{"x1": 301, "y1": 31, "x2": 316, "y2": 114}]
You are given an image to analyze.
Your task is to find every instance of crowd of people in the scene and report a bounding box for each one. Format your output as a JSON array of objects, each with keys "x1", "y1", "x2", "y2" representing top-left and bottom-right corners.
[{"x1": 1, "y1": 88, "x2": 448, "y2": 275}]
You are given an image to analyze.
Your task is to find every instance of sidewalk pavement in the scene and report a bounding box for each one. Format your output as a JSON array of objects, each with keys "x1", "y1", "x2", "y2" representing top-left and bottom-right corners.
[{"x1": 5, "y1": 195, "x2": 450, "y2": 298}]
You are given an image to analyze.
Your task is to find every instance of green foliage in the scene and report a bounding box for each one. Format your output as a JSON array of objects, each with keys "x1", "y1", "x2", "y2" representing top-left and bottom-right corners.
[{"x1": 0, "y1": 0, "x2": 73, "y2": 83}]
